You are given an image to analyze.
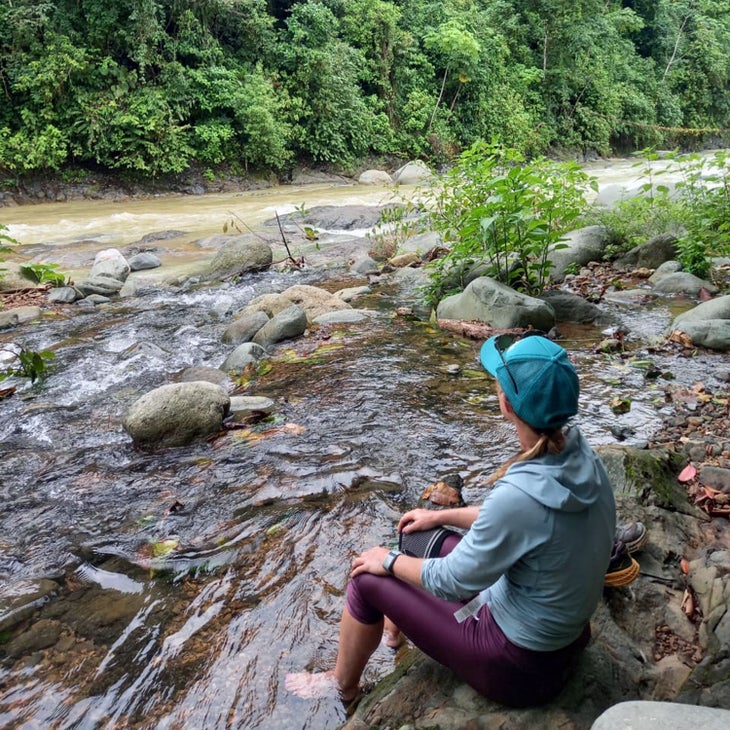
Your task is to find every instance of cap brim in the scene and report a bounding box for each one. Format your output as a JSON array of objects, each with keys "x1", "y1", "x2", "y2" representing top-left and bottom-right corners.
[{"x1": 479, "y1": 336, "x2": 502, "y2": 377}]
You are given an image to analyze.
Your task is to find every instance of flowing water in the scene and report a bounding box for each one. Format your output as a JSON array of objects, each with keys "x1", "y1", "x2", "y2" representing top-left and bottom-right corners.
[{"x1": 0, "y1": 161, "x2": 723, "y2": 729}]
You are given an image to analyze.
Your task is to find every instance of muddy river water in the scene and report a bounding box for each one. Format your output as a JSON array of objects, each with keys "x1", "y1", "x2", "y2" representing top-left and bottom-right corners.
[{"x1": 0, "y1": 157, "x2": 723, "y2": 729}]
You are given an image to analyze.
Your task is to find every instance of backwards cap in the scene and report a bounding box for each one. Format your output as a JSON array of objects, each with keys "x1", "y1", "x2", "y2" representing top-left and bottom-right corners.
[{"x1": 480, "y1": 335, "x2": 579, "y2": 431}]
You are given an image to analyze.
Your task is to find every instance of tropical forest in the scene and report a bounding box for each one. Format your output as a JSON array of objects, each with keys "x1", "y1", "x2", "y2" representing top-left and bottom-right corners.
[{"x1": 1, "y1": 0, "x2": 730, "y2": 181}]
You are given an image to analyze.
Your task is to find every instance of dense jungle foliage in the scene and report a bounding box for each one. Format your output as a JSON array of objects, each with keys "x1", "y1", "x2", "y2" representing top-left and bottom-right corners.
[{"x1": 0, "y1": 0, "x2": 729, "y2": 179}]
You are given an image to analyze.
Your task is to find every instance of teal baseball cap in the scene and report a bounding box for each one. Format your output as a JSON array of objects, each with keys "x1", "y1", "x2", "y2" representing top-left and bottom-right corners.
[{"x1": 480, "y1": 334, "x2": 579, "y2": 431}]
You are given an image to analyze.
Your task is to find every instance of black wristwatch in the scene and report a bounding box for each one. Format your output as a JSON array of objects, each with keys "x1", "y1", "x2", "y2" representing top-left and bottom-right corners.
[{"x1": 383, "y1": 549, "x2": 401, "y2": 574}]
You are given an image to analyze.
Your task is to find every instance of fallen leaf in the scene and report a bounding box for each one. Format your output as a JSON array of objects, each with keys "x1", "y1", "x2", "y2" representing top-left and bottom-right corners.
[
  {"x1": 678, "y1": 463, "x2": 697, "y2": 482},
  {"x1": 680, "y1": 558, "x2": 690, "y2": 574}
]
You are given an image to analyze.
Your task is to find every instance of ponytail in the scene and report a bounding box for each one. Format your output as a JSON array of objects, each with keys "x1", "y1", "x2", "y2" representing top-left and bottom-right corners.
[{"x1": 484, "y1": 427, "x2": 566, "y2": 486}]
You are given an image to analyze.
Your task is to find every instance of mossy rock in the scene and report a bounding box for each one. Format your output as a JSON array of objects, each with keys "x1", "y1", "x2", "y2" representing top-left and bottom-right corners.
[{"x1": 596, "y1": 445, "x2": 707, "y2": 519}]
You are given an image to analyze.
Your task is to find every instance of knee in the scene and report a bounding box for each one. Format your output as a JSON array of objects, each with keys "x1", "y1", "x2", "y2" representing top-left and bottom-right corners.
[{"x1": 346, "y1": 573, "x2": 386, "y2": 625}]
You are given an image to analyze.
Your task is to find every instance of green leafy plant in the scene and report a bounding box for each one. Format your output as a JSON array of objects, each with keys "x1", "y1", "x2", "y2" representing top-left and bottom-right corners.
[
  {"x1": 0, "y1": 345, "x2": 55, "y2": 384},
  {"x1": 0, "y1": 224, "x2": 17, "y2": 284},
  {"x1": 366, "y1": 202, "x2": 421, "y2": 261},
  {"x1": 420, "y1": 142, "x2": 597, "y2": 303},
  {"x1": 589, "y1": 149, "x2": 730, "y2": 277},
  {"x1": 20, "y1": 262, "x2": 67, "y2": 287}
]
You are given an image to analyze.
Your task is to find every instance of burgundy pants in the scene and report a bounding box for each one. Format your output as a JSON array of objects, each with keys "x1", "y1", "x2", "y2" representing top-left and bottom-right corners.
[{"x1": 346, "y1": 535, "x2": 589, "y2": 707}]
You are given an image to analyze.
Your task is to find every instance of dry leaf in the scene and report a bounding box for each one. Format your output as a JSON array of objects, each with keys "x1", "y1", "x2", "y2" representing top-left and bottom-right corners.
[
  {"x1": 667, "y1": 329, "x2": 694, "y2": 348},
  {"x1": 678, "y1": 463, "x2": 697, "y2": 482},
  {"x1": 680, "y1": 558, "x2": 690, "y2": 575}
]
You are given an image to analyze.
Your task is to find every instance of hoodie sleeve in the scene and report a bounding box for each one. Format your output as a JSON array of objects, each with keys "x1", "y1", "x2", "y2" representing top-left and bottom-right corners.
[{"x1": 421, "y1": 482, "x2": 551, "y2": 601}]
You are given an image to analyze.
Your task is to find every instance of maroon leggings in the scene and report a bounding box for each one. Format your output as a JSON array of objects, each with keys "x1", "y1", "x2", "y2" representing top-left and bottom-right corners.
[{"x1": 346, "y1": 535, "x2": 589, "y2": 707}]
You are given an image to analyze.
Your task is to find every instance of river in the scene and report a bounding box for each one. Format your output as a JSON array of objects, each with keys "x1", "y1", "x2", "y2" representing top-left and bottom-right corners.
[{"x1": 0, "y1": 157, "x2": 719, "y2": 729}]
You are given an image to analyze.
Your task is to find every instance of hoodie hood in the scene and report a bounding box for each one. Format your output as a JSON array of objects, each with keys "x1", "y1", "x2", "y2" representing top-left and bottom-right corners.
[{"x1": 499, "y1": 428, "x2": 606, "y2": 512}]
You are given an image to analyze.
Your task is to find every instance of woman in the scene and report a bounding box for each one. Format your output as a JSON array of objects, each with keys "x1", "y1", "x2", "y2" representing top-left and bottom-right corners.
[{"x1": 286, "y1": 333, "x2": 616, "y2": 707}]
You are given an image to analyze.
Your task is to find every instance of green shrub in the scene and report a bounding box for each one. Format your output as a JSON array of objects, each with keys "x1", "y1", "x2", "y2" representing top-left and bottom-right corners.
[{"x1": 420, "y1": 142, "x2": 596, "y2": 304}]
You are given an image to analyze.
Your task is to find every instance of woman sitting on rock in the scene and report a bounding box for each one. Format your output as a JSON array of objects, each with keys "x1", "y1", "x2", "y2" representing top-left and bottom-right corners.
[{"x1": 286, "y1": 334, "x2": 616, "y2": 707}]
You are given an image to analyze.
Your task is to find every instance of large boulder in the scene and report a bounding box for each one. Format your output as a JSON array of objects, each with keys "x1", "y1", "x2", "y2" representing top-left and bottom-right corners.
[
  {"x1": 239, "y1": 284, "x2": 351, "y2": 324},
  {"x1": 652, "y1": 272, "x2": 718, "y2": 297},
  {"x1": 614, "y1": 234, "x2": 679, "y2": 269},
  {"x1": 539, "y1": 290, "x2": 616, "y2": 325},
  {"x1": 89, "y1": 248, "x2": 130, "y2": 282},
  {"x1": 548, "y1": 226, "x2": 610, "y2": 282},
  {"x1": 436, "y1": 276, "x2": 556, "y2": 330},
  {"x1": 671, "y1": 320, "x2": 730, "y2": 351},
  {"x1": 358, "y1": 170, "x2": 393, "y2": 186},
  {"x1": 123, "y1": 381, "x2": 229, "y2": 449},
  {"x1": 393, "y1": 160, "x2": 433, "y2": 185},
  {"x1": 205, "y1": 235, "x2": 272, "y2": 281},
  {"x1": 671, "y1": 294, "x2": 730, "y2": 349}
]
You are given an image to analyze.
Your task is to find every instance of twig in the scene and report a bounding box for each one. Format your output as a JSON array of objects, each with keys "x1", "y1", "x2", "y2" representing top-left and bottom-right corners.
[{"x1": 275, "y1": 211, "x2": 303, "y2": 268}]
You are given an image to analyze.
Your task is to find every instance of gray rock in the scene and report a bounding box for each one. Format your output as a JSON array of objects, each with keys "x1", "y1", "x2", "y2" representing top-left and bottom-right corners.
[
  {"x1": 398, "y1": 230, "x2": 443, "y2": 255},
  {"x1": 220, "y1": 342, "x2": 268, "y2": 373},
  {"x1": 393, "y1": 160, "x2": 433, "y2": 185},
  {"x1": 222, "y1": 311, "x2": 269, "y2": 345},
  {"x1": 89, "y1": 248, "x2": 130, "y2": 282},
  {"x1": 277, "y1": 204, "x2": 393, "y2": 231},
  {"x1": 175, "y1": 366, "x2": 234, "y2": 392},
  {"x1": 350, "y1": 256, "x2": 380, "y2": 275},
  {"x1": 548, "y1": 226, "x2": 610, "y2": 282},
  {"x1": 671, "y1": 320, "x2": 730, "y2": 351},
  {"x1": 228, "y1": 396, "x2": 276, "y2": 421},
  {"x1": 436, "y1": 276, "x2": 556, "y2": 330},
  {"x1": 2, "y1": 305, "x2": 43, "y2": 324},
  {"x1": 615, "y1": 234, "x2": 679, "y2": 269},
  {"x1": 673, "y1": 294, "x2": 730, "y2": 324},
  {"x1": 128, "y1": 252, "x2": 162, "y2": 271},
  {"x1": 335, "y1": 285, "x2": 371, "y2": 302},
  {"x1": 0, "y1": 311, "x2": 19, "y2": 329},
  {"x1": 358, "y1": 169, "x2": 393, "y2": 185},
  {"x1": 699, "y1": 466, "x2": 730, "y2": 493},
  {"x1": 252, "y1": 305, "x2": 308, "y2": 347},
  {"x1": 539, "y1": 290, "x2": 615, "y2": 324},
  {"x1": 85, "y1": 294, "x2": 111, "y2": 305},
  {"x1": 648, "y1": 260, "x2": 683, "y2": 285},
  {"x1": 602, "y1": 288, "x2": 657, "y2": 306},
  {"x1": 123, "y1": 381, "x2": 229, "y2": 448},
  {"x1": 47, "y1": 286, "x2": 79, "y2": 303},
  {"x1": 0, "y1": 261, "x2": 35, "y2": 290},
  {"x1": 313, "y1": 309, "x2": 370, "y2": 325},
  {"x1": 75, "y1": 275, "x2": 125, "y2": 297},
  {"x1": 205, "y1": 235, "x2": 273, "y2": 281},
  {"x1": 241, "y1": 284, "x2": 351, "y2": 324},
  {"x1": 652, "y1": 272, "x2": 718, "y2": 297},
  {"x1": 591, "y1": 700, "x2": 730, "y2": 730}
]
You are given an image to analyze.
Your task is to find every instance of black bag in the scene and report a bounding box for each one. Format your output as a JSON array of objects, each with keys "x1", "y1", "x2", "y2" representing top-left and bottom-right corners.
[{"x1": 398, "y1": 527, "x2": 459, "y2": 558}]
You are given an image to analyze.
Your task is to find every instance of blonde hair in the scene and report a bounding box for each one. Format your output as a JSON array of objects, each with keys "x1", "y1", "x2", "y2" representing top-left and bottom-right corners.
[{"x1": 485, "y1": 427, "x2": 566, "y2": 486}]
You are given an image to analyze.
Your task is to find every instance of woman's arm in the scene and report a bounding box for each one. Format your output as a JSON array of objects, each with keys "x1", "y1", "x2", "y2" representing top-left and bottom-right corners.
[
  {"x1": 398, "y1": 506, "x2": 480, "y2": 533},
  {"x1": 350, "y1": 546, "x2": 424, "y2": 587}
]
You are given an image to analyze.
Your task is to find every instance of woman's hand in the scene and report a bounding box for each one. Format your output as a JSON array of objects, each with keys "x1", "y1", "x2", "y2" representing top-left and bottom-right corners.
[
  {"x1": 350, "y1": 546, "x2": 390, "y2": 578},
  {"x1": 397, "y1": 508, "x2": 442, "y2": 534}
]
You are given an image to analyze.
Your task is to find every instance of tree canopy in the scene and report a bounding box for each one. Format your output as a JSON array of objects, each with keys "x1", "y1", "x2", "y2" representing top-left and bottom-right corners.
[{"x1": 0, "y1": 0, "x2": 728, "y2": 178}]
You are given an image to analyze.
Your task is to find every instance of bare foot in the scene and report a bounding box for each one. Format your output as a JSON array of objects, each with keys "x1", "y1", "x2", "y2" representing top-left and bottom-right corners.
[{"x1": 285, "y1": 671, "x2": 359, "y2": 702}]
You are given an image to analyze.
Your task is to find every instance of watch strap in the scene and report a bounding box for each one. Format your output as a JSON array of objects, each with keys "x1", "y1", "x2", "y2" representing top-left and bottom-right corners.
[{"x1": 383, "y1": 549, "x2": 401, "y2": 574}]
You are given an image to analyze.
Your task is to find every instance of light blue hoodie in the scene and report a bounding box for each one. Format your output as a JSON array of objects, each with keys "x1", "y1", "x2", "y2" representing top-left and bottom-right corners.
[{"x1": 421, "y1": 427, "x2": 616, "y2": 652}]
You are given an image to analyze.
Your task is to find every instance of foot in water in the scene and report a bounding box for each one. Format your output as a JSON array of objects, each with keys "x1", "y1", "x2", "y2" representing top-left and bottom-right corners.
[{"x1": 284, "y1": 671, "x2": 359, "y2": 702}]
